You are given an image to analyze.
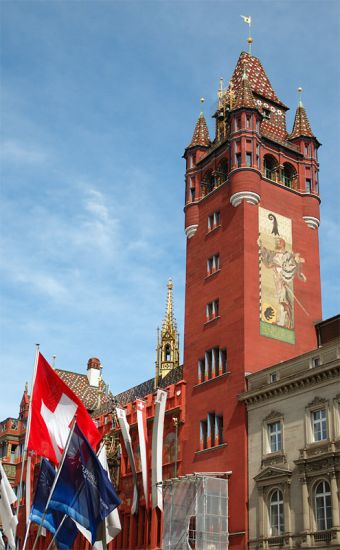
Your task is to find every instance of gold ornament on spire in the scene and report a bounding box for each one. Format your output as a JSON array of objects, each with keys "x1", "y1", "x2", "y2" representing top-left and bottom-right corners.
[
  {"x1": 155, "y1": 278, "x2": 180, "y2": 388},
  {"x1": 241, "y1": 15, "x2": 253, "y2": 54}
]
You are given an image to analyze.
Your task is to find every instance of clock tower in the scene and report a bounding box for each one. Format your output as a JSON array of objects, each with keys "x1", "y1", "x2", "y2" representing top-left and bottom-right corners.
[{"x1": 181, "y1": 50, "x2": 321, "y2": 549}]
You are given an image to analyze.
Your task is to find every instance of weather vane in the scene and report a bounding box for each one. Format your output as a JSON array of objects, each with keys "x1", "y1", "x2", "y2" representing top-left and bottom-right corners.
[{"x1": 241, "y1": 15, "x2": 253, "y2": 54}]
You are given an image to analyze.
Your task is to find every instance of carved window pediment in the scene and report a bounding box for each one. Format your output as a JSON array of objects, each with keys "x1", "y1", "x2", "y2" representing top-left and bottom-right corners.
[
  {"x1": 254, "y1": 465, "x2": 292, "y2": 485},
  {"x1": 264, "y1": 410, "x2": 283, "y2": 421},
  {"x1": 307, "y1": 396, "x2": 327, "y2": 409}
]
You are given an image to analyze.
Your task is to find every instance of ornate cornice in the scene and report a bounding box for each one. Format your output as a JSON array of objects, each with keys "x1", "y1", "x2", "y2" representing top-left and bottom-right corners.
[
  {"x1": 185, "y1": 224, "x2": 198, "y2": 239},
  {"x1": 303, "y1": 216, "x2": 320, "y2": 229},
  {"x1": 230, "y1": 191, "x2": 261, "y2": 207},
  {"x1": 239, "y1": 362, "x2": 340, "y2": 406}
]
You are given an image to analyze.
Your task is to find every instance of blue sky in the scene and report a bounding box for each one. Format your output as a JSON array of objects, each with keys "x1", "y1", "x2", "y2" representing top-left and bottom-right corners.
[{"x1": 1, "y1": 0, "x2": 339, "y2": 419}]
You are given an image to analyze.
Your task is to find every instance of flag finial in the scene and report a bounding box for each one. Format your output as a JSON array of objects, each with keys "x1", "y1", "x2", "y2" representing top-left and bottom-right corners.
[
  {"x1": 298, "y1": 86, "x2": 303, "y2": 107},
  {"x1": 241, "y1": 15, "x2": 253, "y2": 53}
]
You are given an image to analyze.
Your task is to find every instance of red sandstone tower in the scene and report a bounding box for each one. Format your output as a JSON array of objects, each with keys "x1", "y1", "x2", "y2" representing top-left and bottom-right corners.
[{"x1": 182, "y1": 51, "x2": 321, "y2": 549}]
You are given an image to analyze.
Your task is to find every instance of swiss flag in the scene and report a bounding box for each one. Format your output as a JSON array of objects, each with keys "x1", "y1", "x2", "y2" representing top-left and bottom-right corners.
[{"x1": 27, "y1": 352, "x2": 101, "y2": 464}]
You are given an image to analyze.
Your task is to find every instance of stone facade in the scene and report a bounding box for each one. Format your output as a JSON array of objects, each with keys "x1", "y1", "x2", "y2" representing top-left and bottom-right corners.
[{"x1": 240, "y1": 316, "x2": 340, "y2": 549}]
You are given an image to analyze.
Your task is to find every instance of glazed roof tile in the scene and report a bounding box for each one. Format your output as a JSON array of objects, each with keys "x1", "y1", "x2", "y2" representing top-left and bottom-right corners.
[
  {"x1": 229, "y1": 52, "x2": 287, "y2": 108},
  {"x1": 187, "y1": 113, "x2": 210, "y2": 148},
  {"x1": 56, "y1": 369, "x2": 112, "y2": 412},
  {"x1": 289, "y1": 104, "x2": 315, "y2": 139},
  {"x1": 114, "y1": 365, "x2": 184, "y2": 407},
  {"x1": 231, "y1": 68, "x2": 258, "y2": 111}
]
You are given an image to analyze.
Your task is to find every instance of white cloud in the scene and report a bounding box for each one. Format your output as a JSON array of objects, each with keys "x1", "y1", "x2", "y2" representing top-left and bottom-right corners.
[{"x1": 0, "y1": 139, "x2": 47, "y2": 164}]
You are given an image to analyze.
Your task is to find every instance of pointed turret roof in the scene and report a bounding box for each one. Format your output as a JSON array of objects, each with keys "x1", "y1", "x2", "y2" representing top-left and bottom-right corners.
[
  {"x1": 231, "y1": 64, "x2": 258, "y2": 111},
  {"x1": 289, "y1": 102, "x2": 315, "y2": 140},
  {"x1": 229, "y1": 51, "x2": 287, "y2": 108},
  {"x1": 188, "y1": 112, "x2": 210, "y2": 148}
]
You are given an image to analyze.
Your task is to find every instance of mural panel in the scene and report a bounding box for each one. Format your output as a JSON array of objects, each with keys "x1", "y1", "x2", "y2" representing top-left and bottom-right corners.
[{"x1": 258, "y1": 207, "x2": 307, "y2": 344}]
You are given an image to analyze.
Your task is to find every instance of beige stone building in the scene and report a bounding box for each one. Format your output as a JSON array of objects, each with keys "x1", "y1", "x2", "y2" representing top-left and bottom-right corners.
[{"x1": 240, "y1": 316, "x2": 340, "y2": 549}]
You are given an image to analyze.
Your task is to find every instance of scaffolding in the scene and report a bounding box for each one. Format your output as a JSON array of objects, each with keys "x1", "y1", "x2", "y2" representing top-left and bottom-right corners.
[{"x1": 162, "y1": 473, "x2": 229, "y2": 550}]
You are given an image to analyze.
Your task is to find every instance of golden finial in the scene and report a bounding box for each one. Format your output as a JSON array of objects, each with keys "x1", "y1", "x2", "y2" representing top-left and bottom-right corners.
[
  {"x1": 200, "y1": 97, "x2": 205, "y2": 115},
  {"x1": 298, "y1": 86, "x2": 303, "y2": 107},
  {"x1": 241, "y1": 15, "x2": 253, "y2": 54},
  {"x1": 25, "y1": 381, "x2": 28, "y2": 392}
]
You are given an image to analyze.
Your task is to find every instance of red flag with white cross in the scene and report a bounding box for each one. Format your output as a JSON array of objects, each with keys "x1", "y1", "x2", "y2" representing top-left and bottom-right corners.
[{"x1": 27, "y1": 352, "x2": 101, "y2": 464}]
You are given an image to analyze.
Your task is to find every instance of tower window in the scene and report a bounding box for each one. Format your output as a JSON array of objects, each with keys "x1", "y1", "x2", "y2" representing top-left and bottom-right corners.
[
  {"x1": 164, "y1": 344, "x2": 171, "y2": 361},
  {"x1": 190, "y1": 187, "x2": 196, "y2": 201},
  {"x1": 207, "y1": 210, "x2": 221, "y2": 231},
  {"x1": 282, "y1": 163, "x2": 296, "y2": 188},
  {"x1": 207, "y1": 254, "x2": 220, "y2": 276},
  {"x1": 263, "y1": 108, "x2": 270, "y2": 119},
  {"x1": 263, "y1": 155, "x2": 278, "y2": 181},
  {"x1": 246, "y1": 115, "x2": 251, "y2": 128},
  {"x1": 206, "y1": 299, "x2": 219, "y2": 321},
  {"x1": 246, "y1": 152, "x2": 252, "y2": 167},
  {"x1": 200, "y1": 412, "x2": 223, "y2": 450},
  {"x1": 305, "y1": 179, "x2": 312, "y2": 193},
  {"x1": 236, "y1": 153, "x2": 241, "y2": 167}
]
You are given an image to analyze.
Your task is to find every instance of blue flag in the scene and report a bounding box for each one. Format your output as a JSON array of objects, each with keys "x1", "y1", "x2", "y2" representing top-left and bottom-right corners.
[
  {"x1": 30, "y1": 458, "x2": 78, "y2": 550},
  {"x1": 49, "y1": 423, "x2": 121, "y2": 544}
]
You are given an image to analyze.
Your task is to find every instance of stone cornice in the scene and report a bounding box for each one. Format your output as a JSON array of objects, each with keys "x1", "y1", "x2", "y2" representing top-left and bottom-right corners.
[{"x1": 239, "y1": 361, "x2": 340, "y2": 406}]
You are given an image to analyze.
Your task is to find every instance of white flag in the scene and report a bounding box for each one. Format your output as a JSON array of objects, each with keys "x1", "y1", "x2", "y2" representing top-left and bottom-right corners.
[
  {"x1": 241, "y1": 15, "x2": 251, "y2": 25},
  {"x1": 151, "y1": 389, "x2": 167, "y2": 510},
  {"x1": 76, "y1": 445, "x2": 121, "y2": 548},
  {"x1": 0, "y1": 530, "x2": 5, "y2": 550},
  {"x1": 0, "y1": 461, "x2": 18, "y2": 550},
  {"x1": 116, "y1": 407, "x2": 138, "y2": 514},
  {"x1": 136, "y1": 399, "x2": 148, "y2": 506}
]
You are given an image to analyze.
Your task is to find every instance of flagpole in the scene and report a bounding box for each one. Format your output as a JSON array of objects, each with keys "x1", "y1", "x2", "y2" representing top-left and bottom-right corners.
[
  {"x1": 45, "y1": 440, "x2": 107, "y2": 550},
  {"x1": 30, "y1": 416, "x2": 77, "y2": 550},
  {"x1": 17, "y1": 345, "x2": 40, "y2": 508}
]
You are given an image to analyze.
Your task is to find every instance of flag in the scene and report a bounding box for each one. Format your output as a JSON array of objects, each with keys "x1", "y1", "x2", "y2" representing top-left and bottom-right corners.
[
  {"x1": 151, "y1": 389, "x2": 167, "y2": 510},
  {"x1": 0, "y1": 530, "x2": 5, "y2": 550},
  {"x1": 30, "y1": 458, "x2": 78, "y2": 550},
  {"x1": 116, "y1": 407, "x2": 138, "y2": 514},
  {"x1": 48, "y1": 424, "x2": 120, "y2": 545},
  {"x1": 0, "y1": 461, "x2": 18, "y2": 550},
  {"x1": 136, "y1": 399, "x2": 148, "y2": 506},
  {"x1": 27, "y1": 352, "x2": 101, "y2": 464},
  {"x1": 241, "y1": 15, "x2": 251, "y2": 25},
  {"x1": 75, "y1": 445, "x2": 121, "y2": 549}
]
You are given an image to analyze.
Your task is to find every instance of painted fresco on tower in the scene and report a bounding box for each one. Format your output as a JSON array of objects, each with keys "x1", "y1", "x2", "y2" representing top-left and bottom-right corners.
[{"x1": 258, "y1": 207, "x2": 307, "y2": 344}]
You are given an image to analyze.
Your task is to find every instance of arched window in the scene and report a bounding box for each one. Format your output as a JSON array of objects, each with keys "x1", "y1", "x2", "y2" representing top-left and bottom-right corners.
[
  {"x1": 263, "y1": 155, "x2": 278, "y2": 181},
  {"x1": 269, "y1": 489, "x2": 284, "y2": 536},
  {"x1": 315, "y1": 481, "x2": 332, "y2": 531},
  {"x1": 215, "y1": 159, "x2": 228, "y2": 186},
  {"x1": 282, "y1": 163, "x2": 296, "y2": 188},
  {"x1": 201, "y1": 171, "x2": 215, "y2": 196},
  {"x1": 165, "y1": 344, "x2": 171, "y2": 361}
]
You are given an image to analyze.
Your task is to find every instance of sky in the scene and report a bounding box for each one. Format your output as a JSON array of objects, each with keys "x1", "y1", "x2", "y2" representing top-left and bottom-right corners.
[{"x1": 0, "y1": 0, "x2": 339, "y2": 420}]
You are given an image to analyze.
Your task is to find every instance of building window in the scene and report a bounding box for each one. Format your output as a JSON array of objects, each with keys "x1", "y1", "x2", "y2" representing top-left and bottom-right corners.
[
  {"x1": 268, "y1": 421, "x2": 282, "y2": 453},
  {"x1": 312, "y1": 409, "x2": 327, "y2": 441},
  {"x1": 306, "y1": 178, "x2": 312, "y2": 193},
  {"x1": 197, "y1": 347, "x2": 227, "y2": 384},
  {"x1": 207, "y1": 210, "x2": 221, "y2": 231},
  {"x1": 315, "y1": 481, "x2": 332, "y2": 531},
  {"x1": 246, "y1": 152, "x2": 252, "y2": 167},
  {"x1": 190, "y1": 187, "x2": 196, "y2": 202},
  {"x1": 207, "y1": 254, "x2": 220, "y2": 275},
  {"x1": 311, "y1": 356, "x2": 321, "y2": 368},
  {"x1": 206, "y1": 299, "x2": 219, "y2": 321},
  {"x1": 256, "y1": 119, "x2": 260, "y2": 133},
  {"x1": 270, "y1": 372, "x2": 278, "y2": 383},
  {"x1": 269, "y1": 489, "x2": 284, "y2": 536},
  {"x1": 236, "y1": 152, "x2": 241, "y2": 167},
  {"x1": 200, "y1": 413, "x2": 223, "y2": 449}
]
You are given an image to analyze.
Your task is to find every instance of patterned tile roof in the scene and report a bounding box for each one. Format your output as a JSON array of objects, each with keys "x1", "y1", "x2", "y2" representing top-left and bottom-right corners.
[
  {"x1": 231, "y1": 67, "x2": 258, "y2": 111},
  {"x1": 229, "y1": 52, "x2": 287, "y2": 108},
  {"x1": 187, "y1": 112, "x2": 210, "y2": 148},
  {"x1": 289, "y1": 104, "x2": 315, "y2": 140},
  {"x1": 56, "y1": 369, "x2": 112, "y2": 412},
  {"x1": 114, "y1": 365, "x2": 184, "y2": 408}
]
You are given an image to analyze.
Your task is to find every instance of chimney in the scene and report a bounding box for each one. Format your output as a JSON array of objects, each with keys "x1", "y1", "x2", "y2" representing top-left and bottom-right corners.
[{"x1": 87, "y1": 357, "x2": 101, "y2": 387}]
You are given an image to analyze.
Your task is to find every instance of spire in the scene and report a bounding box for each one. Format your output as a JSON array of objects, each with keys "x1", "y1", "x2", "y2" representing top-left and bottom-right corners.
[
  {"x1": 187, "y1": 99, "x2": 211, "y2": 148},
  {"x1": 231, "y1": 62, "x2": 258, "y2": 111},
  {"x1": 163, "y1": 277, "x2": 175, "y2": 331},
  {"x1": 289, "y1": 87, "x2": 315, "y2": 140},
  {"x1": 155, "y1": 278, "x2": 180, "y2": 388}
]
